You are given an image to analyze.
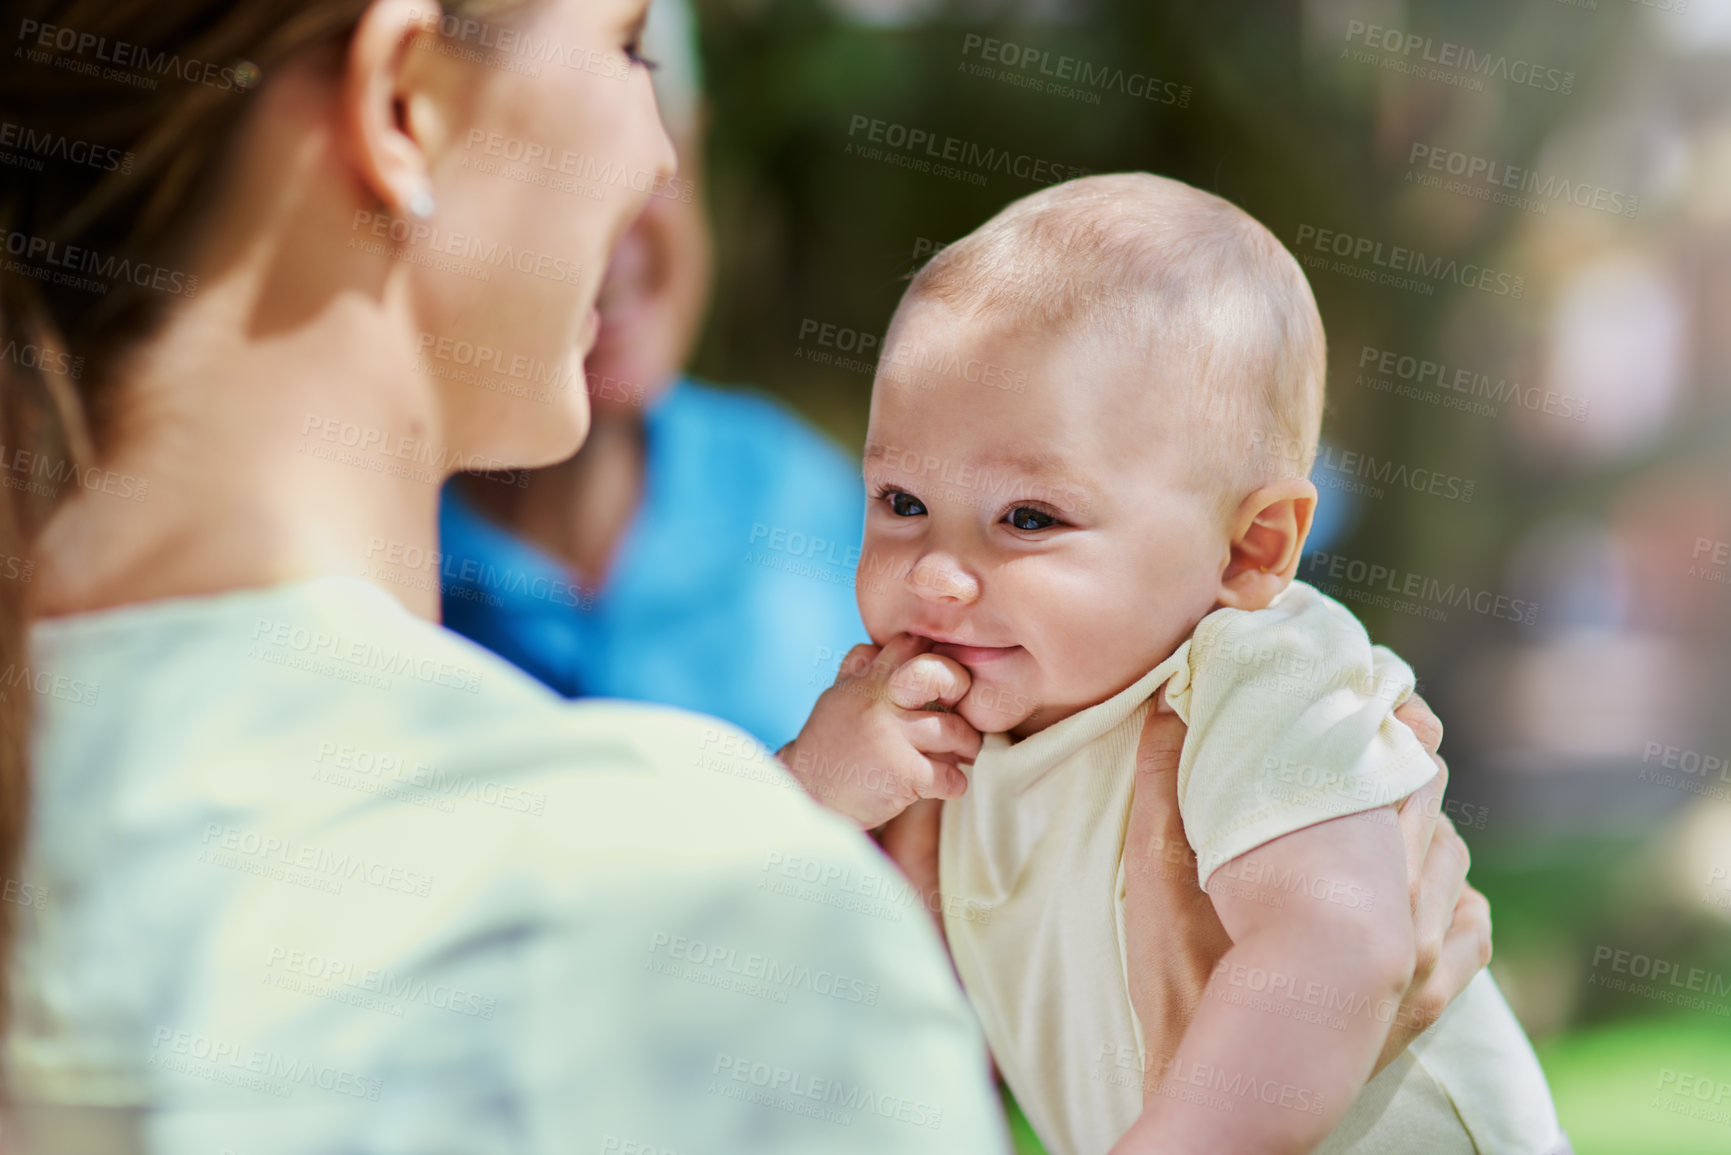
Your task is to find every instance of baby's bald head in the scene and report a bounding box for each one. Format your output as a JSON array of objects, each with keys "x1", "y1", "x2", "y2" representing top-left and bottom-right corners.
[{"x1": 894, "y1": 173, "x2": 1326, "y2": 519}]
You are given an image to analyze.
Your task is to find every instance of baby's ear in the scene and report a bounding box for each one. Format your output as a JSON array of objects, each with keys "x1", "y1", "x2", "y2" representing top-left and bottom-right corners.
[{"x1": 1216, "y1": 479, "x2": 1318, "y2": 612}]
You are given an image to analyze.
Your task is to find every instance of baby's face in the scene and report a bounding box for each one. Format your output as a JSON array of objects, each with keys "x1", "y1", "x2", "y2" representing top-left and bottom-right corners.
[{"x1": 859, "y1": 301, "x2": 1229, "y2": 737}]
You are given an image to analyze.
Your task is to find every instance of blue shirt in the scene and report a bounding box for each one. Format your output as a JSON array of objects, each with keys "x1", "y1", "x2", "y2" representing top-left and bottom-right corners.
[{"x1": 439, "y1": 377, "x2": 870, "y2": 750}]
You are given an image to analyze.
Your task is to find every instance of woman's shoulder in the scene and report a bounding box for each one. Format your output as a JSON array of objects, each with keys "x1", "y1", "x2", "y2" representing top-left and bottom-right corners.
[
  {"x1": 21, "y1": 574, "x2": 988, "y2": 1137},
  {"x1": 29, "y1": 572, "x2": 847, "y2": 871},
  {"x1": 135, "y1": 591, "x2": 995, "y2": 1150}
]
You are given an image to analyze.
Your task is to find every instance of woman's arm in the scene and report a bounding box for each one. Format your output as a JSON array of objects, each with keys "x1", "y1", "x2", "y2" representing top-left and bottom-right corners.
[{"x1": 1110, "y1": 692, "x2": 1490, "y2": 1155}]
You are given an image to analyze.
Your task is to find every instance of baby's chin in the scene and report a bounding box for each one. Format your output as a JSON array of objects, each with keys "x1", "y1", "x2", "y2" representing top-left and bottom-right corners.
[{"x1": 956, "y1": 682, "x2": 1042, "y2": 737}]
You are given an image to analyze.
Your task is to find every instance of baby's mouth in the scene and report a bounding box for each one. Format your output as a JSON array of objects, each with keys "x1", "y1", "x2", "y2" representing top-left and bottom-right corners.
[{"x1": 926, "y1": 640, "x2": 1023, "y2": 666}]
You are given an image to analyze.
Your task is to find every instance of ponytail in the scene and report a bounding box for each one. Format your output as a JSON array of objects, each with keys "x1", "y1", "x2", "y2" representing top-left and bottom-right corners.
[{"x1": 0, "y1": 0, "x2": 531, "y2": 1040}]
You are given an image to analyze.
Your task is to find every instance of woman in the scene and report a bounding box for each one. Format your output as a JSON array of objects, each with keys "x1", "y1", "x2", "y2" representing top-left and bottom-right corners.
[{"x1": 0, "y1": 1, "x2": 1487, "y2": 1152}]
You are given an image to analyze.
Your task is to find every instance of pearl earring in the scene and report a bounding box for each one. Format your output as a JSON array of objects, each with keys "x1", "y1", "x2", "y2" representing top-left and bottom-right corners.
[{"x1": 405, "y1": 187, "x2": 437, "y2": 220}]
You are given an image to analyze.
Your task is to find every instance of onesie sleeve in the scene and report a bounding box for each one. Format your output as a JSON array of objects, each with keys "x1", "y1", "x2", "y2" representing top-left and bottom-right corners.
[{"x1": 1170, "y1": 581, "x2": 1440, "y2": 890}]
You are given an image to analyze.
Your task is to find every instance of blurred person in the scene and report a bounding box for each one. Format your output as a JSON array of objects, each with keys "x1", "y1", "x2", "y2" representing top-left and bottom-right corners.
[
  {"x1": 0, "y1": 0, "x2": 1489, "y2": 1151},
  {"x1": 441, "y1": 0, "x2": 865, "y2": 749}
]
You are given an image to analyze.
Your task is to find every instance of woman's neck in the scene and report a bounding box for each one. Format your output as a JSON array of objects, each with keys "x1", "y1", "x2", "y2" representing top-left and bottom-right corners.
[
  {"x1": 31, "y1": 283, "x2": 450, "y2": 622},
  {"x1": 464, "y1": 409, "x2": 647, "y2": 589}
]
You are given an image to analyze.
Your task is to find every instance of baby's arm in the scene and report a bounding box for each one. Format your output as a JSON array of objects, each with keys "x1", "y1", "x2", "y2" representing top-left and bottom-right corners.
[{"x1": 1136, "y1": 808, "x2": 1414, "y2": 1154}]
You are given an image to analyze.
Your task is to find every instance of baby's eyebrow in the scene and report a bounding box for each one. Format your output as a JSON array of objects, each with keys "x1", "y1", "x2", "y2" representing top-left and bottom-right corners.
[
  {"x1": 863, "y1": 443, "x2": 1095, "y2": 499},
  {"x1": 984, "y1": 450, "x2": 1089, "y2": 485}
]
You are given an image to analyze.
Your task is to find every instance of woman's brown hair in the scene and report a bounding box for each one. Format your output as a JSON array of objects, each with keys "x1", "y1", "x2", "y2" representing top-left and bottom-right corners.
[{"x1": 0, "y1": 0, "x2": 516, "y2": 1033}]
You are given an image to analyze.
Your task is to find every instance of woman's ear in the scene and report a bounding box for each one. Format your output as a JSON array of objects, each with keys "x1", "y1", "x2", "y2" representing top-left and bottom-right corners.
[
  {"x1": 1216, "y1": 478, "x2": 1318, "y2": 611},
  {"x1": 341, "y1": 0, "x2": 452, "y2": 217}
]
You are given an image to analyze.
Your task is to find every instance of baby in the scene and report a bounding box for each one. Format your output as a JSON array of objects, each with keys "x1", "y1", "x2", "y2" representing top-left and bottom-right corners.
[{"x1": 798, "y1": 174, "x2": 1566, "y2": 1154}]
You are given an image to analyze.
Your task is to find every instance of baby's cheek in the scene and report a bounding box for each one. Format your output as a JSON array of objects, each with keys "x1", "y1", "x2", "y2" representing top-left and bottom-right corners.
[{"x1": 853, "y1": 568, "x2": 898, "y2": 645}]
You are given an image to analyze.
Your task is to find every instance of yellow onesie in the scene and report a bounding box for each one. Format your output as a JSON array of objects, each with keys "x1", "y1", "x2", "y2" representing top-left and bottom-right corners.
[{"x1": 939, "y1": 581, "x2": 1567, "y2": 1155}]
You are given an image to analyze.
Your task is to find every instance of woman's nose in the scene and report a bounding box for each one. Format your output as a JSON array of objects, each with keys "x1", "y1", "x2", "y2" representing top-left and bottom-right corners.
[{"x1": 908, "y1": 553, "x2": 980, "y2": 604}]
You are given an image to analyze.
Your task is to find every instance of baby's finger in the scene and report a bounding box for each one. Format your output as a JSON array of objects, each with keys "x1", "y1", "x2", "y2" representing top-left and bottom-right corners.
[
  {"x1": 867, "y1": 633, "x2": 935, "y2": 683},
  {"x1": 916, "y1": 757, "x2": 970, "y2": 801},
  {"x1": 1394, "y1": 693, "x2": 1444, "y2": 755},
  {"x1": 886, "y1": 652, "x2": 972, "y2": 710},
  {"x1": 837, "y1": 642, "x2": 882, "y2": 680},
  {"x1": 902, "y1": 709, "x2": 983, "y2": 764}
]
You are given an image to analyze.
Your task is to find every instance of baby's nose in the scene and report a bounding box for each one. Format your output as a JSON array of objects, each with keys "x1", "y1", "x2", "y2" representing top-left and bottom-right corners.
[{"x1": 908, "y1": 554, "x2": 980, "y2": 603}]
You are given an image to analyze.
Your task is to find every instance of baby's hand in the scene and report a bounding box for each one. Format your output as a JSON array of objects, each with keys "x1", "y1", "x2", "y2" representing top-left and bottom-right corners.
[{"x1": 778, "y1": 634, "x2": 982, "y2": 829}]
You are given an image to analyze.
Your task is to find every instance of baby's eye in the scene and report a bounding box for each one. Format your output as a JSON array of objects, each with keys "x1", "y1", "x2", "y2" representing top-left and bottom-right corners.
[
  {"x1": 881, "y1": 489, "x2": 927, "y2": 517},
  {"x1": 1006, "y1": 506, "x2": 1058, "y2": 531}
]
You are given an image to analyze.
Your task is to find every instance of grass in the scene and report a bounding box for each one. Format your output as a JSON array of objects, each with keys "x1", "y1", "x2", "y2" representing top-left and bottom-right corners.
[
  {"x1": 1540, "y1": 1014, "x2": 1731, "y2": 1155},
  {"x1": 1003, "y1": 1085, "x2": 1047, "y2": 1155},
  {"x1": 1001, "y1": 1013, "x2": 1731, "y2": 1154}
]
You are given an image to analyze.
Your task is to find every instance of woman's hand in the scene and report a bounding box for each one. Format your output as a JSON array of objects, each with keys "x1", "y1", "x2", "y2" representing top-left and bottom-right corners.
[
  {"x1": 1119, "y1": 691, "x2": 1490, "y2": 1102},
  {"x1": 1372, "y1": 698, "x2": 1494, "y2": 1072},
  {"x1": 1118, "y1": 691, "x2": 1233, "y2": 1084}
]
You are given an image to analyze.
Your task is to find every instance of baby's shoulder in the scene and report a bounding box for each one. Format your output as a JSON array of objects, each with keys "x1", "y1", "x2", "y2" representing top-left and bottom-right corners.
[{"x1": 1190, "y1": 580, "x2": 1375, "y2": 666}]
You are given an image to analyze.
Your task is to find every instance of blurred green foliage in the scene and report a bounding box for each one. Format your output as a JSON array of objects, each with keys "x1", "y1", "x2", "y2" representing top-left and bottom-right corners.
[{"x1": 686, "y1": 2, "x2": 1731, "y2": 1148}]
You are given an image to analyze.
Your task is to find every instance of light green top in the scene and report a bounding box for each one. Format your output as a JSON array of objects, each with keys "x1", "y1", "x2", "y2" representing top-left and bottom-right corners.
[{"x1": 9, "y1": 575, "x2": 1007, "y2": 1154}]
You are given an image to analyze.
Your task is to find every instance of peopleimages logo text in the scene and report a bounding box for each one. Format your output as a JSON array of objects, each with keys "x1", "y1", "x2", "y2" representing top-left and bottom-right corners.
[
  {"x1": 1294, "y1": 225, "x2": 1524, "y2": 298},
  {"x1": 960, "y1": 34, "x2": 1191, "y2": 107},
  {"x1": 1343, "y1": 21, "x2": 1574, "y2": 94},
  {"x1": 846, "y1": 115, "x2": 1089, "y2": 186},
  {"x1": 1407, "y1": 143, "x2": 1637, "y2": 218}
]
